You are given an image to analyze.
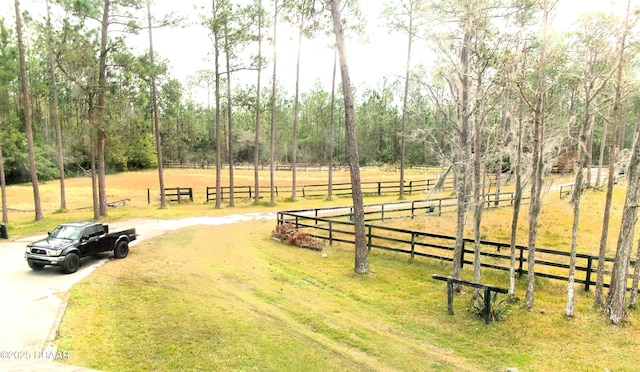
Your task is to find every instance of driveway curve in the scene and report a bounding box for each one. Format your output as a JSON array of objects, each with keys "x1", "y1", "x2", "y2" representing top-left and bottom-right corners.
[{"x1": 0, "y1": 213, "x2": 276, "y2": 372}]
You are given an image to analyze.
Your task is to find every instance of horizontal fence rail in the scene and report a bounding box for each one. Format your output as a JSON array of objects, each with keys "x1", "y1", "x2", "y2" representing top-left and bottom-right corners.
[
  {"x1": 276, "y1": 200, "x2": 638, "y2": 294},
  {"x1": 204, "y1": 179, "x2": 456, "y2": 202}
]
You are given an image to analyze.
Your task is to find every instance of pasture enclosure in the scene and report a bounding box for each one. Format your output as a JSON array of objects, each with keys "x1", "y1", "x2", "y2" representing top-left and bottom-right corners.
[{"x1": 276, "y1": 196, "x2": 637, "y2": 294}]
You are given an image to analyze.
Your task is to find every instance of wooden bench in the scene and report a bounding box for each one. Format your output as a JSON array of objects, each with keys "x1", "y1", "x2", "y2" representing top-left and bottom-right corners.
[
  {"x1": 165, "y1": 187, "x2": 193, "y2": 202},
  {"x1": 432, "y1": 274, "x2": 508, "y2": 324}
]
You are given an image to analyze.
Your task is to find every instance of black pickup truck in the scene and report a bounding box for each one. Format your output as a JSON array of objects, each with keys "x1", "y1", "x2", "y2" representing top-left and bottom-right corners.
[{"x1": 24, "y1": 221, "x2": 136, "y2": 274}]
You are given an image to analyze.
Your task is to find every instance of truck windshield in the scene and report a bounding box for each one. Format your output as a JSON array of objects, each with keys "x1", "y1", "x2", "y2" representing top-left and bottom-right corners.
[{"x1": 50, "y1": 225, "x2": 83, "y2": 240}]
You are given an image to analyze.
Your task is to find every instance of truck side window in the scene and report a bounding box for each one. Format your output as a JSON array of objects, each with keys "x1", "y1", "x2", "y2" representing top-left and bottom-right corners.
[
  {"x1": 84, "y1": 226, "x2": 97, "y2": 238},
  {"x1": 95, "y1": 224, "x2": 105, "y2": 235}
]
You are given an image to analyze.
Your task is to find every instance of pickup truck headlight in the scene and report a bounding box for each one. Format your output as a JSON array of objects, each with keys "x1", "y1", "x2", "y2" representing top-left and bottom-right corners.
[{"x1": 47, "y1": 249, "x2": 63, "y2": 257}]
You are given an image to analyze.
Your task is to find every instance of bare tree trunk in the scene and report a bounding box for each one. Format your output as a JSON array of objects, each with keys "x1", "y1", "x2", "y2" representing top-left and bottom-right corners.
[
  {"x1": 596, "y1": 0, "x2": 631, "y2": 307},
  {"x1": 87, "y1": 96, "x2": 99, "y2": 221},
  {"x1": 269, "y1": 0, "x2": 278, "y2": 206},
  {"x1": 595, "y1": 105, "x2": 611, "y2": 188},
  {"x1": 605, "y1": 121, "x2": 640, "y2": 324},
  {"x1": 472, "y1": 86, "x2": 485, "y2": 293},
  {"x1": 566, "y1": 97, "x2": 593, "y2": 317},
  {"x1": 451, "y1": 17, "x2": 472, "y2": 285},
  {"x1": 46, "y1": 0, "x2": 66, "y2": 211},
  {"x1": 509, "y1": 111, "x2": 524, "y2": 298},
  {"x1": 328, "y1": 47, "x2": 337, "y2": 200},
  {"x1": 147, "y1": 0, "x2": 166, "y2": 209},
  {"x1": 495, "y1": 94, "x2": 510, "y2": 205},
  {"x1": 629, "y1": 233, "x2": 640, "y2": 308},
  {"x1": 399, "y1": 2, "x2": 414, "y2": 199},
  {"x1": 291, "y1": 25, "x2": 303, "y2": 201},
  {"x1": 224, "y1": 28, "x2": 235, "y2": 207},
  {"x1": 97, "y1": 0, "x2": 110, "y2": 217},
  {"x1": 213, "y1": 0, "x2": 222, "y2": 209},
  {"x1": 0, "y1": 140, "x2": 8, "y2": 223},
  {"x1": 330, "y1": 0, "x2": 368, "y2": 275},
  {"x1": 253, "y1": 0, "x2": 263, "y2": 204},
  {"x1": 14, "y1": 0, "x2": 43, "y2": 221},
  {"x1": 525, "y1": 1, "x2": 550, "y2": 310},
  {"x1": 90, "y1": 137, "x2": 99, "y2": 221}
]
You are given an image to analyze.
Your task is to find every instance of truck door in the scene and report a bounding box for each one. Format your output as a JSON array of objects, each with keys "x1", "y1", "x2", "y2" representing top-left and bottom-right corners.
[{"x1": 78, "y1": 225, "x2": 101, "y2": 256}]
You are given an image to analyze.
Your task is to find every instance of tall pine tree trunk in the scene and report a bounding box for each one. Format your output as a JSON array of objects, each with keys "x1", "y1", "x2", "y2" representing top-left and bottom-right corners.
[
  {"x1": 330, "y1": 0, "x2": 368, "y2": 275},
  {"x1": 253, "y1": 0, "x2": 263, "y2": 204},
  {"x1": 291, "y1": 25, "x2": 303, "y2": 201},
  {"x1": 97, "y1": 0, "x2": 110, "y2": 217},
  {"x1": 46, "y1": 0, "x2": 66, "y2": 211},
  {"x1": 213, "y1": 0, "x2": 222, "y2": 209},
  {"x1": 147, "y1": 0, "x2": 166, "y2": 209},
  {"x1": 399, "y1": 3, "x2": 414, "y2": 199},
  {"x1": 0, "y1": 140, "x2": 7, "y2": 223},
  {"x1": 14, "y1": 0, "x2": 43, "y2": 221},
  {"x1": 224, "y1": 24, "x2": 235, "y2": 207},
  {"x1": 328, "y1": 47, "x2": 337, "y2": 200},
  {"x1": 269, "y1": 0, "x2": 278, "y2": 206}
]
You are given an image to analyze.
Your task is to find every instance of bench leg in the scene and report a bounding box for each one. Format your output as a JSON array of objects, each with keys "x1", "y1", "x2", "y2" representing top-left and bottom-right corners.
[
  {"x1": 484, "y1": 288, "x2": 491, "y2": 324},
  {"x1": 447, "y1": 279, "x2": 454, "y2": 315}
]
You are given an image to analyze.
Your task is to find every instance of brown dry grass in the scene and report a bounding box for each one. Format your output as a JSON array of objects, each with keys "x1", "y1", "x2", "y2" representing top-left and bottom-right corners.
[{"x1": 1, "y1": 167, "x2": 442, "y2": 237}]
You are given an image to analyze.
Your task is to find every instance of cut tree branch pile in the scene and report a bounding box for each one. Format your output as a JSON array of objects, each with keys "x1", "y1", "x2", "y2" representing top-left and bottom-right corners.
[{"x1": 272, "y1": 223, "x2": 322, "y2": 251}]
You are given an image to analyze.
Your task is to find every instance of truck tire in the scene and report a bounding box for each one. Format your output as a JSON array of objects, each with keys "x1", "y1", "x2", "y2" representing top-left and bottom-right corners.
[
  {"x1": 114, "y1": 241, "x2": 129, "y2": 259},
  {"x1": 28, "y1": 259, "x2": 45, "y2": 271},
  {"x1": 63, "y1": 253, "x2": 80, "y2": 274}
]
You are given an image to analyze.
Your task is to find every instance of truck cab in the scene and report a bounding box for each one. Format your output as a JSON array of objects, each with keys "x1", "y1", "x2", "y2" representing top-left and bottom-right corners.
[{"x1": 25, "y1": 221, "x2": 135, "y2": 274}]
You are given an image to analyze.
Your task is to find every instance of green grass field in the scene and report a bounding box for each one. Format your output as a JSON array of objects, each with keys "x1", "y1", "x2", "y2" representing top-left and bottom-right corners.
[{"x1": 4, "y1": 168, "x2": 638, "y2": 371}]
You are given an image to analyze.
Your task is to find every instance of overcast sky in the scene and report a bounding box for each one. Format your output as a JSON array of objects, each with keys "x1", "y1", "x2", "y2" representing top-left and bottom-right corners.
[{"x1": 4, "y1": 0, "x2": 630, "y2": 104}]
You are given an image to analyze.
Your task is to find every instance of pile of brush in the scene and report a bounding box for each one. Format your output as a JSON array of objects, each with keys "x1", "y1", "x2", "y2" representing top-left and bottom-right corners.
[{"x1": 271, "y1": 223, "x2": 322, "y2": 250}]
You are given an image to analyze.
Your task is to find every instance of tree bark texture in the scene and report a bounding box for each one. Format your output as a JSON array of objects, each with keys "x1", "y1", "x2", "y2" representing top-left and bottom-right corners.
[
  {"x1": 330, "y1": 0, "x2": 368, "y2": 275},
  {"x1": 14, "y1": 0, "x2": 43, "y2": 221}
]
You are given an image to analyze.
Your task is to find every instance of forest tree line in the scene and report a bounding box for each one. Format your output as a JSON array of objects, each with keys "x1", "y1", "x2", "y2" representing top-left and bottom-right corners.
[{"x1": 1, "y1": 1, "x2": 637, "y2": 186}]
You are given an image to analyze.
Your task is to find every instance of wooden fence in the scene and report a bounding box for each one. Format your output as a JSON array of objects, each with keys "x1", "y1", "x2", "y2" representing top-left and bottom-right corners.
[
  {"x1": 276, "y1": 198, "x2": 638, "y2": 293},
  {"x1": 204, "y1": 179, "x2": 456, "y2": 202}
]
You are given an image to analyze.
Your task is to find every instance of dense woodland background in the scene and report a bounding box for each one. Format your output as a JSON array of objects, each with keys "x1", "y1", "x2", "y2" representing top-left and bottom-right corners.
[{"x1": 0, "y1": 0, "x2": 637, "y2": 184}]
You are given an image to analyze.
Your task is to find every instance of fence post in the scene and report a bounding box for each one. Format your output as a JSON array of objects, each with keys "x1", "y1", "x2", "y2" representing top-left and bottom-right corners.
[
  {"x1": 177, "y1": 187, "x2": 181, "y2": 203},
  {"x1": 460, "y1": 242, "x2": 465, "y2": 269},
  {"x1": 329, "y1": 221, "x2": 333, "y2": 246},
  {"x1": 249, "y1": 186, "x2": 252, "y2": 199},
  {"x1": 585, "y1": 256, "x2": 593, "y2": 291},
  {"x1": 438, "y1": 199, "x2": 442, "y2": 216},
  {"x1": 381, "y1": 204, "x2": 385, "y2": 221},
  {"x1": 378, "y1": 182, "x2": 381, "y2": 196},
  {"x1": 367, "y1": 225, "x2": 373, "y2": 252},
  {"x1": 302, "y1": 185, "x2": 306, "y2": 198},
  {"x1": 189, "y1": 188, "x2": 193, "y2": 201},
  {"x1": 411, "y1": 232, "x2": 415, "y2": 259},
  {"x1": 147, "y1": 188, "x2": 150, "y2": 205},
  {"x1": 411, "y1": 201, "x2": 416, "y2": 219},
  {"x1": 518, "y1": 246, "x2": 525, "y2": 277}
]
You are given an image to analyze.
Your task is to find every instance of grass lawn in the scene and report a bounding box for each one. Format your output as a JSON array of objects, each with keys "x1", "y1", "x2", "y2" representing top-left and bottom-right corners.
[
  {"x1": 56, "y1": 220, "x2": 639, "y2": 371},
  {"x1": 5, "y1": 168, "x2": 638, "y2": 370}
]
